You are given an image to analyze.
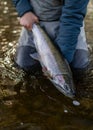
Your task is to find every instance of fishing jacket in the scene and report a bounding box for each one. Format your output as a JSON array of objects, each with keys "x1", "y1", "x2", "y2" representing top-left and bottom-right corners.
[{"x1": 12, "y1": 0, "x2": 89, "y2": 63}]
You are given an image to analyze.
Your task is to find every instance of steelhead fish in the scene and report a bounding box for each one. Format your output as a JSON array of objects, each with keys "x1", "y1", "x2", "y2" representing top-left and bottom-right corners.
[{"x1": 31, "y1": 24, "x2": 75, "y2": 98}]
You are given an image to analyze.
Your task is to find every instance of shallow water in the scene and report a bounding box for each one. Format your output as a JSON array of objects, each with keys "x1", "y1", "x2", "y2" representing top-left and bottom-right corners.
[{"x1": 0, "y1": 1, "x2": 93, "y2": 130}]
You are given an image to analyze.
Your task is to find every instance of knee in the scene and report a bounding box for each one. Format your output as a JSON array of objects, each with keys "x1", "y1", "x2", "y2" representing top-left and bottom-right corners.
[{"x1": 70, "y1": 49, "x2": 89, "y2": 69}]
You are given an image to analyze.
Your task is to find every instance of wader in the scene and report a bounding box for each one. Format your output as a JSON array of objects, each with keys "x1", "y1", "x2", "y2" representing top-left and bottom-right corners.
[{"x1": 15, "y1": 0, "x2": 89, "y2": 72}]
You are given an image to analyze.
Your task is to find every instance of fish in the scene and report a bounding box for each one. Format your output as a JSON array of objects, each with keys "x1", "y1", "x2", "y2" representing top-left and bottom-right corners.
[{"x1": 31, "y1": 24, "x2": 75, "y2": 98}]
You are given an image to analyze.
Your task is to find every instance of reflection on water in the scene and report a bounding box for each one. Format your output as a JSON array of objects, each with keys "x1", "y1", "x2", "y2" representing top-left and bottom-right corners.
[{"x1": 0, "y1": 0, "x2": 93, "y2": 130}]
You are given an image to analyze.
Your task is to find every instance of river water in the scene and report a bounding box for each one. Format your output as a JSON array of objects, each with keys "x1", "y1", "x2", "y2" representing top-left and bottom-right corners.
[{"x1": 0, "y1": 1, "x2": 93, "y2": 130}]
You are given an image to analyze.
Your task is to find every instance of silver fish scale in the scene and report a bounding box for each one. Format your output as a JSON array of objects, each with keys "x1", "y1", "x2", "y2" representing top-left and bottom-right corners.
[
  {"x1": 32, "y1": 24, "x2": 73, "y2": 85},
  {"x1": 32, "y1": 25, "x2": 63, "y2": 76},
  {"x1": 39, "y1": 26, "x2": 71, "y2": 75},
  {"x1": 33, "y1": 25, "x2": 71, "y2": 75}
]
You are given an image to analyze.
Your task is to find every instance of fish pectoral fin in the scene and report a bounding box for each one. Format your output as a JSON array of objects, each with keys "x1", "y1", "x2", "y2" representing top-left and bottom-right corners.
[{"x1": 30, "y1": 53, "x2": 39, "y2": 61}]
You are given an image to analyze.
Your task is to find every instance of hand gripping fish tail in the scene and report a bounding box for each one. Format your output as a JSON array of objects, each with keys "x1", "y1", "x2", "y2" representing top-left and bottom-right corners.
[{"x1": 32, "y1": 24, "x2": 75, "y2": 98}]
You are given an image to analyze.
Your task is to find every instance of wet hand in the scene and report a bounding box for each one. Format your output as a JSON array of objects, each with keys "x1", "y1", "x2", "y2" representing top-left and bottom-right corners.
[{"x1": 19, "y1": 12, "x2": 39, "y2": 30}]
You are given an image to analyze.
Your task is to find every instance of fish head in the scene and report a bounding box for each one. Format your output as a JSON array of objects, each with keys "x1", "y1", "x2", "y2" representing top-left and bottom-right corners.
[
  {"x1": 50, "y1": 74, "x2": 75, "y2": 98},
  {"x1": 42, "y1": 67, "x2": 75, "y2": 98}
]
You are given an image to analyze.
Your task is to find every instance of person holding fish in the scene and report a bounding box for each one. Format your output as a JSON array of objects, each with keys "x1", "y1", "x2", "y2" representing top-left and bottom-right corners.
[{"x1": 12, "y1": 0, "x2": 91, "y2": 81}]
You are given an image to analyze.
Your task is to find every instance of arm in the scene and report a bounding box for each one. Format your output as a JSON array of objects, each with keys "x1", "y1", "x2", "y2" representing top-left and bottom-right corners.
[
  {"x1": 56, "y1": 0, "x2": 89, "y2": 63},
  {"x1": 12, "y1": 0, "x2": 39, "y2": 30},
  {"x1": 12, "y1": 0, "x2": 33, "y2": 17}
]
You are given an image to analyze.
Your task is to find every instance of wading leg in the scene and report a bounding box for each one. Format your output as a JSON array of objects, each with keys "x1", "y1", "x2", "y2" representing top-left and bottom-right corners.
[{"x1": 14, "y1": 27, "x2": 41, "y2": 74}]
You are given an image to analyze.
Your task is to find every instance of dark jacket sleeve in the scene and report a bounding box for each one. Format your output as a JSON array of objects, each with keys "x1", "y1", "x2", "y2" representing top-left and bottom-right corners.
[
  {"x1": 56, "y1": 0, "x2": 89, "y2": 63},
  {"x1": 12, "y1": 0, "x2": 33, "y2": 17}
]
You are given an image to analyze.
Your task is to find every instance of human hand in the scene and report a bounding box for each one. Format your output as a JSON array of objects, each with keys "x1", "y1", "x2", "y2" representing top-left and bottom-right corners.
[{"x1": 19, "y1": 12, "x2": 39, "y2": 30}]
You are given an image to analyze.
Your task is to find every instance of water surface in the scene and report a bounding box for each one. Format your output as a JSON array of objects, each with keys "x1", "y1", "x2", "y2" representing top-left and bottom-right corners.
[{"x1": 0, "y1": 1, "x2": 93, "y2": 130}]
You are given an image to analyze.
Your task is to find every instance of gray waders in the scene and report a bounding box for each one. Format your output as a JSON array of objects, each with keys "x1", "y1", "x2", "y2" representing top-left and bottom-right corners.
[{"x1": 15, "y1": 21, "x2": 89, "y2": 72}]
